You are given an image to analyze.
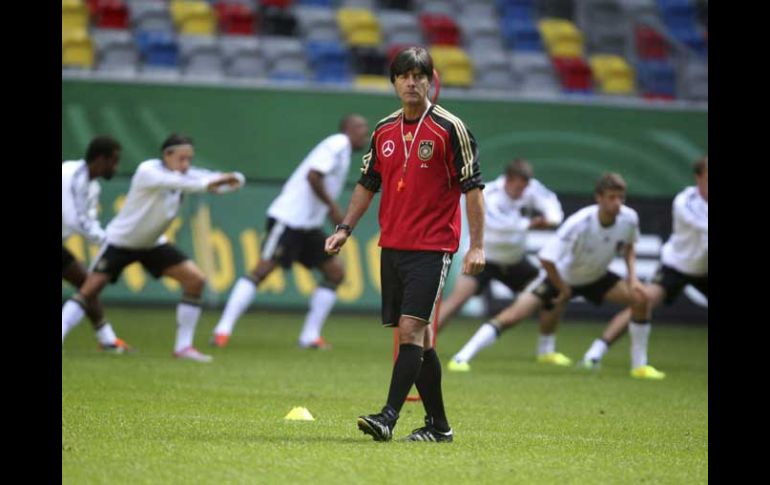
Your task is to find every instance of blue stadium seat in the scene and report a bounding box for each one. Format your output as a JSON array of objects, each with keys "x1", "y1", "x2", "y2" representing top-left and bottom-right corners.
[{"x1": 135, "y1": 30, "x2": 179, "y2": 67}]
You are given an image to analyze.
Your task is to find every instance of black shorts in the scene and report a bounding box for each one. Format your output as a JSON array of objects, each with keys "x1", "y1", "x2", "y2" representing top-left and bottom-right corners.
[
  {"x1": 473, "y1": 259, "x2": 540, "y2": 295},
  {"x1": 261, "y1": 217, "x2": 332, "y2": 269},
  {"x1": 62, "y1": 245, "x2": 76, "y2": 273},
  {"x1": 380, "y1": 248, "x2": 452, "y2": 327},
  {"x1": 91, "y1": 243, "x2": 189, "y2": 283},
  {"x1": 651, "y1": 264, "x2": 708, "y2": 304},
  {"x1": 532, "y1": 271, "x2": 622, "y2": 310}
]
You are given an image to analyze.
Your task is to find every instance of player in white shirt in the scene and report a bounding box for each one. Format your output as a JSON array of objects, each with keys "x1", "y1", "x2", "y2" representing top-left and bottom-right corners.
[
  {"x1": 449, "y1": 173, "x2": 664, "y2": 379},
  {"x1": 61, "y1": 134, "x2": 245, "y2": 362},
  {"x1": 62, "y1": 135, "x2": 132, "y2": 353},
  {"x1": 211, "y1": 114, "x2": 370, "y2": 349},
  {"x1": 436, "y1": 159, "x2": 571, "y2": 365},
  {"x1": 581, "y1": 157, "x2": 708, "y2": 373}
]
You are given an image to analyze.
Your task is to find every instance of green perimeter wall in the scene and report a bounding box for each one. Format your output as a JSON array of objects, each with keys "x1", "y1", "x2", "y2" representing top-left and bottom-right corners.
[{"x1": 62, "y1": 80, "x2": 707, "y2": 308}]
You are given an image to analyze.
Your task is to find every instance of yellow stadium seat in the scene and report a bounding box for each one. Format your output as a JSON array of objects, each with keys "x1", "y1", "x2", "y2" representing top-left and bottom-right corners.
[
  {"x1": 62, "y1": 28, "x2": 94, "y2": 69},
  {"x1": 441, "y1": 68, "x2": 473, "y2": 87},
  {"x1": 355, "y1": 75, "x2": 391, "y2": 91},
  {"x1": 589, "y1": 54, "x2": 635, "y2": 94},
  {"x1": 430, "y1": 46, "x2": 473, "y2": 87},
  {"x1": 538, "y1": 18, "x2": 584, "y2": 58},
  {"x1": 348, "y1": 29, "x2": 382, "y2": 47},
  {"x1": 337, "y1": 8, "x2": 381, "y2": 45},
  {"x1": 171, "y1": 1, "x2": 216, "y2": 35},
  {"x1": 62, "y1": 0, "x2": 88, "y2": 31},
  {"x1": 337, "y1": 8, "x2": 379, "y2": 35}
]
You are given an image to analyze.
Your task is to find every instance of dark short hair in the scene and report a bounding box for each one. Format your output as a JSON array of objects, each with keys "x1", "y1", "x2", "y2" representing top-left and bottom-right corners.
[
  {"x1": 389, "y1": 46, "x2": 433, "y2": 83},
  {"x1": 339, "y1": 113, "x2": 364, "y2": 132},
  {"x1": 85, "y1": 135, "x2": 121, "y2": 163},
  {"x1": 693, "y1": 156, "x2": 707, "y2": 176},
  {"x1": 595, "y1": 172, "x2": 627, "y2": 195},
  {"x1": 161, "y1": 133, "x2": 194, "y2": 153},
  {"x1": 504, "y1": 158, "x2": 533, "y2": 181}
]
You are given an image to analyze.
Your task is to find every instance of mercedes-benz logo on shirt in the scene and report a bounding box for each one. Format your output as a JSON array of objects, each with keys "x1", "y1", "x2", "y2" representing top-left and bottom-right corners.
[{"x1": 381, "y1": 140, "x2": 395, "y2": 158}]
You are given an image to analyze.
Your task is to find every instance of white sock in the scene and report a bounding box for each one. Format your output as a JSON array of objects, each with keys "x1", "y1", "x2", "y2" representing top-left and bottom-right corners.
[
  {"x1": 584, "y1": 338, "x2": 609, "y2": 363},
  {"x1": 175, "y1": 301, "x2": 202, "y2": 353},
  {"x1": 62, "y1": 299, "x2": 86, "y2": 343},
  {"x1": 214, "y1": 277, "x2": 257, "y2": 336},
  {"x1": 453, "y1": 322, "x2": 500, "y2": 364},
  {"x1": 298, "y1": 286, "x2": 337, "y2": 346},
  {"x1": 629, "y1": 321, "x2": 651, "y2": 369},
  {"x1": 538, "y1": 334, "x2": 556, "y2": 356},
  {"x1": 95, "y1": 322, "x2": 117, "y2": 345}
]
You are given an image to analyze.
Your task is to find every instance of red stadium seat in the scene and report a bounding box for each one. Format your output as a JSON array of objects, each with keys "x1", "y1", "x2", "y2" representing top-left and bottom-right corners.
[
  {"x1": 95, "y1": 0, "x2": 129, "y2": 29},
  {"x1": 636, "y1": 26, "x2": 667, "y2": 60},
  {"x1": 551, "y1": 56, "x2": 593, "y2": 91},
  {"x1": 215, "y1": 2, "x2": 258, "y2": 35},
  {"x1": 419, "y1": 14, "x2": 460, "y2": 46}
]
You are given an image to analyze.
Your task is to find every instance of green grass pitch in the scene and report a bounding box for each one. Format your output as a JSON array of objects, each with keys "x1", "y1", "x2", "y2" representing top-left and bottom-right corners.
[{"x1": 62, "y1": 308, "x2": 707, "y2": 484}]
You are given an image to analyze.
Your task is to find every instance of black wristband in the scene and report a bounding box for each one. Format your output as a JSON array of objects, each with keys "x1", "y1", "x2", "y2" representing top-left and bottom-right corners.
[{"x1": 335, "y1": 223, "x2": 352, "y2": 235}]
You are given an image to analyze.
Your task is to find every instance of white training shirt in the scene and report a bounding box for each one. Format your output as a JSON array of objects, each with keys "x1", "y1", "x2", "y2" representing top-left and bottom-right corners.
[
  {"x1": 661, "y1": 186, "x2": 708, "y2": 276},
  {"x1": 267, "y1": 133, "x2": 352, "y2": 229},
  {"x1": 106, "y1": 159, "x2": 243, "y2": 249},
  {"x1": 538, "y1": 205, "x2": 640, "y2": 286},
  {"x1": 62, "y1": 160, "x2": 106, "y2": 244},
  {"x1": 484, "y1": 176, "x2": 564, "y2": 264}
]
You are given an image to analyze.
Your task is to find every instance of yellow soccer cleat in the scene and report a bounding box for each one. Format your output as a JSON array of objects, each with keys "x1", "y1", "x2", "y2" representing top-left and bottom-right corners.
[
  {"x1": 537, "y1": 352, "x2": 573, "y2": 366},
  {"x1": 630, "y1": 365, "x2": 666, "y2": 380}
]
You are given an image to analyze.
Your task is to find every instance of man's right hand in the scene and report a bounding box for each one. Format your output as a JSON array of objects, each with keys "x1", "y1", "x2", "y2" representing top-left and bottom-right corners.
[{"x1": 324, "y1": 231, "x2": 348, "y2": 255}]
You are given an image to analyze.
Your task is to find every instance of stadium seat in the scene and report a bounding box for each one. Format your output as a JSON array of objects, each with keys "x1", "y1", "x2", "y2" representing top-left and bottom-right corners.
[
  {"x1": 220, "y1": 36, "x2": 266, "y2": 77},
  {"x1": 500, "y1": 18, "x2": 543, "y2": 52},
  {"x1": 551, "y1": 56, "x2": 593, "y2": 92},
  {"x1": 509, "y1": 51, "x2": 564, "y2": 95},
  {"x1": 306, "y1": 39, "x2": 350, "y2": 79},
  {"x1": 430, "y1": 45, "x2": 473, "y2": 87},
  {"x1": 635, "y1": 25, "x2": 667, "y2": 59},
  {"x1": 130, "y1": 0, "x2": 175, "y2": 33},
  {"x1": 260, "y1": 0, "x2": 293, "y2": 7},
  {"x1": 179, "y1": 35, "x2": 224, "y2": 77},
  {"x1": 337, "y1": 8, "x2": 382, "y2": 47},
  {"x1": 262, "y1": 35, "x2": 308, "y2": 79},
  {"x1": 63, "y1": 0, "x2": 89, "y2": 32},
  {"x1": 636, "y1": 59, "x2": 676, "y2": 99},
  {"x1": 296, "y1": 0, "x2": 332, "y2": 6},
  {"x1": 135, "y1": 30, "x2": 179, "y2": 68},
  {"x1": 380, "y1": 0, "x2": 413, "y2": 10},
  {"x1": 260, "y1": 5, "x2": 298, "y2": 36},
  {"x1": 170, "y1": 1, "x2": 217, "y2": 35},
  {"x1": 295, "y1": 6, "x2": 339, "y2": 41},
  {"x1": 350, "y1": 46, "x2": 387, "y2": 75},
  {"x1": 418, "y1": 0, "x2": 454, "y2": 16},
  {"x1": 92, "y1": 28, "x2": 138, "y2": 74},
  {"x1": 589, "y1": 54, "x2": 635, "y2": 95},
  {"x1": 538, "y1": 18, "x2": 584, "y2": 58},
  {"x1": 680, "y1": 60, "x2": 707, "y2": 101},
  {"x1": 94, "y1": 0, "x2": 129, "y2": 29},
  {"x1": 419, "y1": 13, "x2": 461, "y2": 46},
  {"x1": 215, "y1": 2, "x2": 258, "y2": 35},
  {"x1": 536, "y1": 0, "x2": 574, "y2": 20},
  {"x1": 379, "y1": 10, "x2": 423, "y2": 47},
  {"x1": 460, "y1": 17, "x2": 503, "y2": 52},
  {"x1": 354, "y1": 74, "x2": 391, "y2": 90},
  {"x1": 62, "y1": 27, "x2": 95, "y2": 69}
]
